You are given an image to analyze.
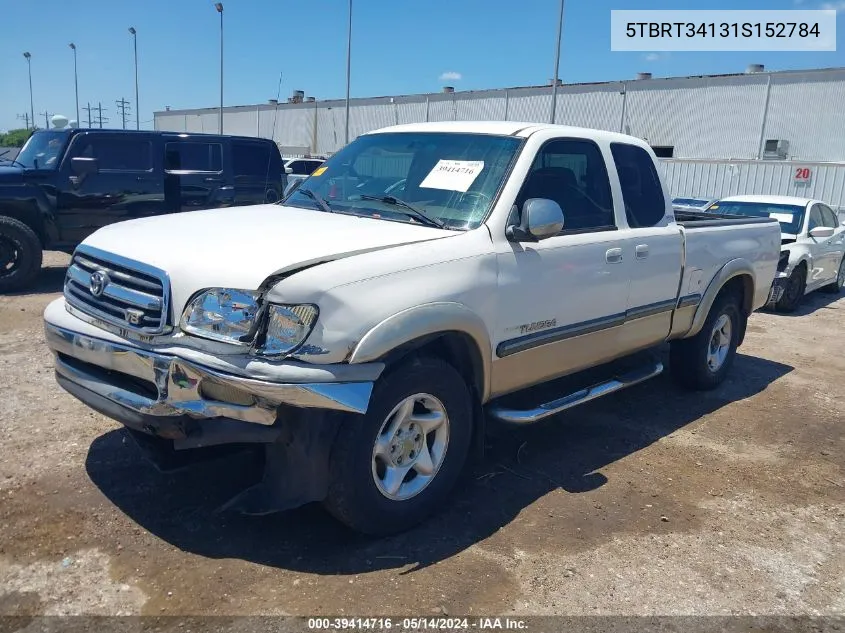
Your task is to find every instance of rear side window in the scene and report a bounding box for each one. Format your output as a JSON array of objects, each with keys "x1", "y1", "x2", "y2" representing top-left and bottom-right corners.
[
  {"x1": 233, "y1": 142, "x2": 273, "y2": 177},
  {"x1": 164, "y1": 141, "x2": 222, "y2": 172},
  {"x1": 610, "y1": 143, "x2": 667, "y2": 228},
  {"x1": 76, "y1": 136, "x2": 152, "y2": 171}
]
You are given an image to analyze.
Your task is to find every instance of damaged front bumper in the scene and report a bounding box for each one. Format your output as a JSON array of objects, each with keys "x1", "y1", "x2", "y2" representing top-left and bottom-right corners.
[
  {"x1": 765, "y1": 272, "x2": 789, "y2": 308},
  {"x1": 43, "y1": 298, "x2": 383, "y2": 514}
]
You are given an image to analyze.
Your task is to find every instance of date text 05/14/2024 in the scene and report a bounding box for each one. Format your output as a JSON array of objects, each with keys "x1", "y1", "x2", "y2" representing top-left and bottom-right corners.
[{"x1": 307, "y1": 618, "x2": 528, "y2": 630}]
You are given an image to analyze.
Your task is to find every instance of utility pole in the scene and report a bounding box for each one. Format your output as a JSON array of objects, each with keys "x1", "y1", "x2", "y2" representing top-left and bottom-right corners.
[
  {"x1": 214, "y1": 4, "x2": 224, "y2": 134},
  {"x1": 39, "y1": 111, "x2": 53, "y2": 129},
  {"x1": 83, "y1": 102, "x2": 93, "y2": 128},
  {"x1": 549, "y1": 0, "x2": 565, "y2": 124},
  {"x1": 95, "y1": 102, "x2": 109, "y2": 128},
  {"x1": 116, "y1": 98, "x2": 131, "y2": 130},
  {"x1": 16, "y1": 113, "x2": 30, "y2": 130}
]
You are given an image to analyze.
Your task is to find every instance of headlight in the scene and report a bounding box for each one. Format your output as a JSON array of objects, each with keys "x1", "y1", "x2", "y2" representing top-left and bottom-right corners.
[
  {"x1": 258, "y1": 304, "x2": 319, "y2": 356},
  {"x1": 181, "y1": 288, "x2": 259, "y2": 344}
]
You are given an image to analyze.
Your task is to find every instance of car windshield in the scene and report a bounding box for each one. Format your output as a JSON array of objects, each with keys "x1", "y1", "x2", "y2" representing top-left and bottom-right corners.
[
  {"x1": 16, "y1": 130, "x2": 70, "y2": 169},
  {"x1": 283, "y1": 131, "x2": 524, "y2": 230},
  {"x1": 707, "y1": 200, "x2": 805, "y2": 234},
  {"x1": 673, "y1": 197, "x2": 711, "y2": 207}
]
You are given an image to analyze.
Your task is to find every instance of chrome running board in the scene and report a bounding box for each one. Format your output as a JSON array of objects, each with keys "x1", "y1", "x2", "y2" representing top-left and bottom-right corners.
[{"x1": 487, "y1": 361, "x2": 664, "y2": 425}]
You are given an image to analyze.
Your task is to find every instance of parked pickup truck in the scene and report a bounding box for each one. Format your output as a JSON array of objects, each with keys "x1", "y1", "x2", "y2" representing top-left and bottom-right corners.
[
  {"x1": 704, "y1": 195, "x2": 845, "y2": 312},
  {"x1": 44, "y1": 122, "x2": 781, "y2": 535},
  {"x1": 0, "y1": 128, "x2": 283, "y2": 292}
]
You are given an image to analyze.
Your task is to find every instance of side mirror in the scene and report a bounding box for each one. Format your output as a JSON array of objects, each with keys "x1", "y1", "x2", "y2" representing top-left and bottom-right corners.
[
  {"x1": 284, "y1": 166, "x2": 293, "y2": 175},
  {"x1": 71, "y1": 157, "x2": 99, "y2": 175},
  {"x1": 809, "y1": 226, "x2": 835, "y2": 239},
  {"x1": 506, "y1": 198, "x2": 564, "y2": 242}
]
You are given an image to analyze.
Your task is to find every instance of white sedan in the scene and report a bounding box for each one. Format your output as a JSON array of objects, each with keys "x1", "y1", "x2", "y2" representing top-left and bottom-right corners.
[{"x1": 707, "y1": 195, "x2": 845, "y2": 312}]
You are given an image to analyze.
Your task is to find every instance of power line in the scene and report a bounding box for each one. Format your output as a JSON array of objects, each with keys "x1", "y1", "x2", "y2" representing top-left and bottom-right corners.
[
  {"x1": 16, "y1": 113, "x2": 31, "y2": 130},
  {"x1": 39, "y1": 110, "x2": 53, "y2": 129},
  {"x1": 116, "y1": 97, "x2": 131, "y2": 130}
]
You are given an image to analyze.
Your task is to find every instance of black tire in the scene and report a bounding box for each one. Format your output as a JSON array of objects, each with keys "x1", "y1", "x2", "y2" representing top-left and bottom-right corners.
[
  {"x1": 670, "y1": 291, "x2": 742, "y2": 391},
  {"x1": 821, "y1": 257, "x2": 845, "y2": 294},
  {"x1": 323, "y1": 356, "x2": 473, "y2": 535},
  {"x1": 0, "y1": 216, "x2": 43, "y2": 293},
  {"x1": 775, "y1": 263, "x2": 807, "y2": 312}
]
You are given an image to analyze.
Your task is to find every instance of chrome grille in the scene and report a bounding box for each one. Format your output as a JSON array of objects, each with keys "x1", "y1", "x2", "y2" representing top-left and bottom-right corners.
[{"x1": 64, "y1": 246, "x2": 171, "y2": 334}]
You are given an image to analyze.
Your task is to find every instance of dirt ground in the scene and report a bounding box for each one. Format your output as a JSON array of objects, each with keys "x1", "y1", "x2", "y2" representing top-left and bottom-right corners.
[{"x1": 0, "y1": 252, "x2": 843, "y2": 620}]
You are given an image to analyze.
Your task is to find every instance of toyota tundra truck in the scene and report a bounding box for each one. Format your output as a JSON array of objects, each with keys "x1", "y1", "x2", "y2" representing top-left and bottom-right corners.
[{"x1": 43, "y1": 121, "x2": 781, "y2": 535}]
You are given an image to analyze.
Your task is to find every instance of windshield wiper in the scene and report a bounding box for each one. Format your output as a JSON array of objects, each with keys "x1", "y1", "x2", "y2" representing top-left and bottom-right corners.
[
  {"x1": 358, "y1": 195, "x2": 446, "y2": 229},
  {"x1": 298, "y1": 187, "x2": 334, "y2": 214}
]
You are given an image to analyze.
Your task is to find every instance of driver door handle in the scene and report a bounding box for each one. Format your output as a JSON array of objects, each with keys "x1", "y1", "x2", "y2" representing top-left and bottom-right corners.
[
  {"x1": 606, "y1": 248, "x2": 623, "y2": 264},
  {"x1": 635, "y1": 244, "x2": 649, "y2": 259}
]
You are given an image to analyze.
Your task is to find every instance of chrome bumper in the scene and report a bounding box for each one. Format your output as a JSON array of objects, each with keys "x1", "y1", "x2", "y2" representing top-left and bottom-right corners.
[{"x1": 45, "y1": 322, "x2": 374, "y2": 427}]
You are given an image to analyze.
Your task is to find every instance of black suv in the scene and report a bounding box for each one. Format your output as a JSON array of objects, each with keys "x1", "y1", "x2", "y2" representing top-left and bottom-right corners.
[{"x1": 0, "y1": 129, "x2": 283, "y2": 292}]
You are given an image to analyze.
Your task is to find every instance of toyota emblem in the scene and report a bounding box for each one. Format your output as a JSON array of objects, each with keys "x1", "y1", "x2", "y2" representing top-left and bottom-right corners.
[{"x1": 89, "y1": 270, "x2": 109, "y2": 297}]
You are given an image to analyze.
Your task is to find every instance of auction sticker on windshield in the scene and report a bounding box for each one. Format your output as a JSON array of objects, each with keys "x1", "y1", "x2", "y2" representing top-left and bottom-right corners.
[
  {"x1": 770, "y1": 212, "x2": 794, "y2": 223},
  {"x1": 420, "y1": 160, "x2": 485, "y2": 192}
]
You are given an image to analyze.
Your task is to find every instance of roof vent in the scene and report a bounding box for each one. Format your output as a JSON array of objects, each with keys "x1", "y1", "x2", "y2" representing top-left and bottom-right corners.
[
  {"x1": 549, "y1": 78, "x2": 563, "y2": 86},
  {"x1": 288, "y1": 90, "x2": 305, "y2": 104},
  {"x1": 442, "y1": 86, "x2": 454, "y2": 93},
  {"x1": 636, "y1": 72, "x2": 652, "y2": 80},
  {"x1": 746, "y1": 63, "x2": 765, "y2": 74},
  {"x1": 305, "y1": 96, "x2": 316, "y2": 103},
  {"x1": 268, "y1": 98, "x2": 278, "y2": 105}
]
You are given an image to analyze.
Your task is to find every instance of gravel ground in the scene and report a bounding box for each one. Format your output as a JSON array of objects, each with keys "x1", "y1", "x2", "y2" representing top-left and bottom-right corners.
[{"x1": 0, "y1": 252, "x2": 843, "y2": 621}]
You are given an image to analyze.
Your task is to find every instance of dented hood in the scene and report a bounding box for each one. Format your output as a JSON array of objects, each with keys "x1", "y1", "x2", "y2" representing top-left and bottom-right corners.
[{"x1": 81, "y1": 203, "x2": 451, "y2": 314}]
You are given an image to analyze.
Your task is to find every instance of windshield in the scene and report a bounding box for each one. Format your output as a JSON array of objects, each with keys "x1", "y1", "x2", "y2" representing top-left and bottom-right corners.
[
  {"x1": 708, "y1": 200, "x2": 804, "y2": 234},
  {"x1": 673, "y1": 197, "x2": 711, "y2": 207},
  {"x1": 283, "y1": 131, "x2": 523, "y2": 230},
  {"x1": 16, "y1": 130, "x2": 70, "y2": 169}
]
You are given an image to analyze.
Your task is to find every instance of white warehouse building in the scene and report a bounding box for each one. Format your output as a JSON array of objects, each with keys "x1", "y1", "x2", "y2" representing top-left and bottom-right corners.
[{"x1": 154, "y1": 65, "x2": 845, "y2": 210}]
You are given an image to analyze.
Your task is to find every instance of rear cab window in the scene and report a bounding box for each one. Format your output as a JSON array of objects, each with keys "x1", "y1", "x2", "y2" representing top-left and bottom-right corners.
[
  {"x1": 233, "y1": 141, "x2": 274, "y2": 177},
  {"x1": 609, "y1": 143, "x2": 666, "y2": 228}
]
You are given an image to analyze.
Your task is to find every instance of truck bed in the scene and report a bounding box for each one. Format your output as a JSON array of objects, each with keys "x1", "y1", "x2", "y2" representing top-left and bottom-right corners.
[{"x1": 674, "y1": 208, "x2": 779, "y2": 228}]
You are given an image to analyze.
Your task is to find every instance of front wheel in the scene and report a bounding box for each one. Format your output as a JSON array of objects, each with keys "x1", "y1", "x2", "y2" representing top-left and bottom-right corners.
[
  {"x1": 0, "y1": 216, "x2": 43, "y2": 293},
  {"x1": 670, "y1": 292, "x2": 742, "y2": 391},
  {"x1": 323, "y1": 357, "x2": 473, "y2": 535},
  {"x1": 775, "y1": 264, "x2": 807, "y2": 312}
]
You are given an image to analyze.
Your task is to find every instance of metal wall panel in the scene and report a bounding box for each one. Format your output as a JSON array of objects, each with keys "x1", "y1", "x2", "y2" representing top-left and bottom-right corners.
[
  {"x1": 154, "y1": 68, "x2": 845, "y2": 160},
  {"x1": 555, "y1": 83, "x2": 623, "y2": 130},
  {"x1": 763, "y1": 69, "x2": 845, "y2": 162},
  {"x1": 659, "y1": 159, "x2": 845, "y2": 214}
]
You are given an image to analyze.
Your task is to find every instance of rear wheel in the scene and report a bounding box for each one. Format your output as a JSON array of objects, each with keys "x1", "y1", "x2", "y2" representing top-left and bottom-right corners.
[
  {"x1": 775, "y1": 263, "x2": 806, "y2": 312},
  {"x1": 323, "y1": 356, "x2": 473, "y2": 535},
  {"x1": 0, "y1": 216, "x2": 42, "y2": 293},
  {"x1": 821, "y1": 257, "x2": 845, "y2": 294},
  {"x1": 670, "y1": 291, "x2": 742, "y2": 391}
]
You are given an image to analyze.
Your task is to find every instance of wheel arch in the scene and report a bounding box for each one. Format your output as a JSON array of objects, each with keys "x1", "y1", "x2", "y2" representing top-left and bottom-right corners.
[
  {"x1": 349, "y1": 302, "x2": 492, "y2": 403},
  {"x1": 687, "y1": 259, "x2": 755, "y2": 339}
]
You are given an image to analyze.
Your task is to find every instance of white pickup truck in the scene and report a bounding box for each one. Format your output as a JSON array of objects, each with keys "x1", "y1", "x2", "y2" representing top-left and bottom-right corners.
[{"x1": 43, "y1": 121, "x2": 781, "y2": 535}]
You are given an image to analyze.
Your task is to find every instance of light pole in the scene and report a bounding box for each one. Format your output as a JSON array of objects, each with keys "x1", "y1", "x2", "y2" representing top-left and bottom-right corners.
[
  {"x1": 344, "y1": 0, "x2": 352, "y2": 144},
  {"x1": 69, "y1": 43, "x2": 80, "y2": 127},
  {"x1": 23, "y1": 52, "x2": 34, "y2": 130},
  {"x1": 215, "y1": 3, "x2": 224, "y2": 134},
  {"x1": 549, "y1": 0, "x2": 565, "y2": 124},
  {"x1": 128, "y1": 27, "x2": 139, "y2": 130}
]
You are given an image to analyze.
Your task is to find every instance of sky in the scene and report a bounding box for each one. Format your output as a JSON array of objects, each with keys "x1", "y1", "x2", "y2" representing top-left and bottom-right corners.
[{"x1": 0, "y1": 0, "x2": 843, "y2": 132}]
